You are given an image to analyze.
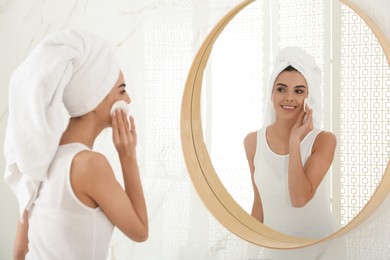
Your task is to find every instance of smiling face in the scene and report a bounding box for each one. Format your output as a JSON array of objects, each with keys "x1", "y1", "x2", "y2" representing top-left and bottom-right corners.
[{"x1": 271, "y1": 69, "x2": 308, "y2": 122}]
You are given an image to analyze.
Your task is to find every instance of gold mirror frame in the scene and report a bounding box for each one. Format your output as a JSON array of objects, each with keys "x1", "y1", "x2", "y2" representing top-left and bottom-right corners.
[{"x1": 180, "y1": 0, "x2": 390, "y2": 249}]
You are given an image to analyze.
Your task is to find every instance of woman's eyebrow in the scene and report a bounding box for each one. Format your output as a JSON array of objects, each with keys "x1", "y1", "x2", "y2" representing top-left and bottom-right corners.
[
  {"x1": 276, "y1": 83, "x2": 306, "y2": 88},
  {"x1": 117, "y1": 83, "x2": 126, "y2": 88}
]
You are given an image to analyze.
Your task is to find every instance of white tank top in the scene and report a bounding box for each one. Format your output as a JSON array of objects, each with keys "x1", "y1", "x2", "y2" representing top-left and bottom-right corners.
[
  {"x1": 253, "y1": 127, "x2": 338, "y2": 239},
  {"x1": 26, "y1": 143, "x2": 114, "y2": 260}
]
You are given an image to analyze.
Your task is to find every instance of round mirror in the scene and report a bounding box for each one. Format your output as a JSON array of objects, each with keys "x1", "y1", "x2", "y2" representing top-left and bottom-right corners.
[{"x1": 181, "y1": 0, "x2": 390, "y2": 248}]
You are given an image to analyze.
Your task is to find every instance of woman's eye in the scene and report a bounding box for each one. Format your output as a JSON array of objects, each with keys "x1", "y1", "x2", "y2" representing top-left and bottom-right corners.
[
  {"x1": 295, "y1": 89, "x2": 304, "y2": 94},
  {"x1": 119, "y1": 83, "x2": 127, "y2": 94},
  {"x1": 277, "y1": 87, "x2": 285, "y2": 92}
]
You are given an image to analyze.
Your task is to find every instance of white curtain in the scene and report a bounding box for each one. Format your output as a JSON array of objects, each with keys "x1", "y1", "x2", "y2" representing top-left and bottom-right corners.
[{"x1": 0, "y1": 0, "x2": 389, "y2": 259}]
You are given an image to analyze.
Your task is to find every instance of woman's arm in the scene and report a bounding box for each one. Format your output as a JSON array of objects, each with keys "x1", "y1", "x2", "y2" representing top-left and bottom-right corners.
[
  {"x1": 113, "y1": 112, "x2": 148, "y2": 241},
  {"x1": 14, "y1": 210, "x2": 29, "y2": 260},
  {"x1": 288, "y1": 108, "x2": 336, "y2": 207},
  {"x1": 71, "y1": 110, "x2": 148, "y2": 242},
  {"x1": 244, "y1": 132, "x2": 264, "y2": 223}
]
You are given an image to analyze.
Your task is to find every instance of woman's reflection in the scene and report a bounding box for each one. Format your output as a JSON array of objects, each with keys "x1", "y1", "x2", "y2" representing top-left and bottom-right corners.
[{"x1": 244, "y1": 46, "x2": 338, "y2": 240}]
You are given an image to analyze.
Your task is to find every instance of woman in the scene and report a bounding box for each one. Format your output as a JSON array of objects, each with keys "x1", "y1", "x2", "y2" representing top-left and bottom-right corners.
[
  {"x1": 4, "y1": 29, "x2": 148, "y2": 259},
  {"x1": 244, "y1": 47, "x2": 338, "y2": 240}
]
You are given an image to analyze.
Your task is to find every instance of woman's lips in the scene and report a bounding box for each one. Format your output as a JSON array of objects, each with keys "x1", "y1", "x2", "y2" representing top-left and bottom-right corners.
[{"x1": 281, "y1": 105, "x2": 297, "y2": 110}]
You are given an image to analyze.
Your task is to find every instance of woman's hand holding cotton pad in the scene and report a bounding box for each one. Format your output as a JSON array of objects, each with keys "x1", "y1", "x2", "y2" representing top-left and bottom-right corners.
[
  {"x1": 110, "y1": 100, "x2": 132, "y2": 131},
  {"x1": 110, "y1": 100, "x2": 130, "y2": 117}
]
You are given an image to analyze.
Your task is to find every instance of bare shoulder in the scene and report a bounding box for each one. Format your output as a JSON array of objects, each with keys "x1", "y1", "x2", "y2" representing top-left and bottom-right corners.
[
  {"x1": 244, "y1": 131, "x2": 258, "y2": 156},
  {"x1": 244, "y1": 131, "x2": 257, "y2": 146},
  {"x1": 314, "y1": 131, "x2": 337, "y2": 151},
  {"x1": 70, "y1": 150, "x2": 116, "y2": 208},
  {"x1": 72, "y1": 150, "x2": 112, "y2": 176}
]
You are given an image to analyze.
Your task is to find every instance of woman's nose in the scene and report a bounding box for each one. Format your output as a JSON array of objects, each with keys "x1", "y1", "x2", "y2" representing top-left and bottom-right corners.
[
  {"x1": 125, "y1": 94, "x2": 131, "y2": 104},
  {"x1": 285, "y1": 93, "x2": 294, "y2": 101}
]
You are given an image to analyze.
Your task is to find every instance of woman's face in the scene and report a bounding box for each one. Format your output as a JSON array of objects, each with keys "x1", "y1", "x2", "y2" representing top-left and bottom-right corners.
[
  {"x1": 271, "y1": 70, "x2": 308, "y2": 121},
  {"x1": 97, "y1": 71, "x2": 131, "y2": 126},
  {"x1": 107, "y1": 71, "x2": 131, "y2": 106}
]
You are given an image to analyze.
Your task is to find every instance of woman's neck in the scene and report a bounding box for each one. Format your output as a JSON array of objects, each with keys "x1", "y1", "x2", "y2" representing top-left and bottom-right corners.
[
  {"x1": 59, "y1": 115, "x2": 106, "y2": 149},
  {"x1": 266, "y1": 118, "x2": 296, "y2": 155},
  {"x1": 269, "y1": 118, "x2": 295, "y2": 138}
]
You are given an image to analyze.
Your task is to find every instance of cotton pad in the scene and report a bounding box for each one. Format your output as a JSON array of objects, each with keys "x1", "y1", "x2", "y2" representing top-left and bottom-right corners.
[
  {"x1": 303, "y1": 98, "x2": 308, "y2": 112},
  {"x1": 303, "y1": 98, "x2": 310, "y2": 123},
  {"x1": 110, "y1": 100, "x2": 130, "y2": 116}
]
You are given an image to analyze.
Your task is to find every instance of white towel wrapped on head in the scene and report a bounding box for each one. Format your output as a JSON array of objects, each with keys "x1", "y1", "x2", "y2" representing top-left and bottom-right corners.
[
  {"x1": 263, "y1": 46, "x2": 322, "y2": 128},
  {"x1": 4, "y1": 29, "x2": 120, "y2": 220}
]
